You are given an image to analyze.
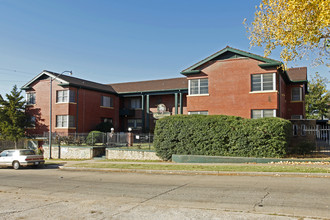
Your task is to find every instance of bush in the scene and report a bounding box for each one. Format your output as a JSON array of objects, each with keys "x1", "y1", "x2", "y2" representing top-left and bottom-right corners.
[
  {"x1": 95, "y1": 121, "x2": 113, "y2": 133},
  {"x1": 288, "y1": 142, "x2": 315, "y2": 155},
  {"x1": 154, "y1": 115, "x2": 292, "y2": 160},
  {"x1": 86, "y1": 131, "x2": 104, "y2": 146}
]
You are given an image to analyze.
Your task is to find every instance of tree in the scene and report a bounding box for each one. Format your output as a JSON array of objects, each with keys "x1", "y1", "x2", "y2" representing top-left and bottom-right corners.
[
  {"x1": 245, "y1": 0, "x2": 330, "y2": 66},
  {"x1": 305, "y1": 73, "x2": 330, "y2": 119},
  {"x1": 0, "y1": 85, "x2": 28, "y2": 148}
]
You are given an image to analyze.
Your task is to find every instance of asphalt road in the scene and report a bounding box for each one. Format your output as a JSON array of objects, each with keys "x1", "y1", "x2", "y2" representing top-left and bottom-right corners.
[{"x1": 0, "y1": 167, "x2": 329, "y2": 220}]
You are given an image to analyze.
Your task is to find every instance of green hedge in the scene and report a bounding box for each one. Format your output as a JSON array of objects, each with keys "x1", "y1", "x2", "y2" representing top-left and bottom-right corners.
[{"x1": 154, "y1": 115, "x2": 292, "y2": 160}]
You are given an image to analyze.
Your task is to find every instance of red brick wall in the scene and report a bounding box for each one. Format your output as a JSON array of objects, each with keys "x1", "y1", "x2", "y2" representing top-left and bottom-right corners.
[
  {"x1": 285, "y1": 84, "x2": 305, "y2": 119},
  {"x1": 25, "y1": 78, "x2": 119, "y2": 135},
  {"x1": 187, "y1": 58, "x2": 279, "y2": 118}
]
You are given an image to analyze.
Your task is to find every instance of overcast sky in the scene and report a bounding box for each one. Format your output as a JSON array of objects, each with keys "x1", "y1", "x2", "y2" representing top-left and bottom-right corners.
[{"x1": 0, "y1": 0, "x2": 328, "y2": 97}]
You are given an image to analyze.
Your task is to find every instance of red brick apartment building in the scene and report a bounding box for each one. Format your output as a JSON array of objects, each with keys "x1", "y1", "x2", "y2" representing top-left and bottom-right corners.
[{"x1": 22, "y1": 47, "x2": 307, "y2": 136}]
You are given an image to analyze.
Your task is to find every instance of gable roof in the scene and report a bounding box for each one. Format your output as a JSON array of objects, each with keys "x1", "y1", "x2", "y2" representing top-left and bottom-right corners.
[
  {"x1": 286, "y1": 67, "x2": 307, "y2": 82},
  {"x1": 109, "y1": 77, "x2": 188, "y2": 94},
  {"x1": 181, "y1": 46, "x2": 282, "y2": 76},
  {"x1": 21, "y1": 70, "x2": 117, "y2": 94}
]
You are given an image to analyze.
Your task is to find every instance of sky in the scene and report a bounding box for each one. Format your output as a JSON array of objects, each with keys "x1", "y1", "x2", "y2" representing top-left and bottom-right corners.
[{"x1": 0, "y1": 0, "x2": 328, "y2": 98}]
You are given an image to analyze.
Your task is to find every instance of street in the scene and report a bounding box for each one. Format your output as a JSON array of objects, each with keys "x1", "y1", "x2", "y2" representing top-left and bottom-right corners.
[{"x1": 0, "y1": 167, "x2": 329, "y2": 219}]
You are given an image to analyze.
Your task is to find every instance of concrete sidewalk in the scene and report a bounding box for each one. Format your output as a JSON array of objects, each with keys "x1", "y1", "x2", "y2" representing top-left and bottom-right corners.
[{"x1": 48, "y1": 159, "x2": 330, "y2": 178}]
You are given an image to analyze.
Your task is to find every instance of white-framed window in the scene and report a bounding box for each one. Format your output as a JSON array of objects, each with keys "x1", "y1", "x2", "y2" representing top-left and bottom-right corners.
[
  {"x1": 101, "y1": 96, "x2": 113, "y2": 108},
  {"x1": 188, "y1": 111, "x2": 208, "y2": 115},
  {"x1": 291, "y1": 87, "x2": 302, "y2": 101},
  {"x1": 26, "y1": 93, "x2": 36, "y2": 105},
  {"x1": 56, "y1": 90, "x2": 75, "y2": 103},
  {"x1": 251, "y1": 73, "x2": 276, "y2": 92},
  {"x1": 189, "y1": 78, "x2": 208, "y2": 95},
  {"x1": 56, "y1": 115, "x2": 75, "y2": 128},
  {"x1": 128, "y1": 119, "x2": 142, "y2": 129},
  {"x1": 131, "y1": 98, "x2": 141, "y2": 109},
  {"x1": 251, "y1": 109, "x2": 276, "y2": 119}
]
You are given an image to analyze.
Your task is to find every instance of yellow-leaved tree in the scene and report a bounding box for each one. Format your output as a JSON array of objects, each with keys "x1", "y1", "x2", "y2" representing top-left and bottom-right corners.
[{"x1": 245, "y1": 0, "x2": 330, "y2": 66}]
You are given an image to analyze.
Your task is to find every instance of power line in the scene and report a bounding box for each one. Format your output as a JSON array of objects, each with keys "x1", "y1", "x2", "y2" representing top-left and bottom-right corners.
[{"x1": 0, "y1": 67, "x2": 35, "y2": 75}]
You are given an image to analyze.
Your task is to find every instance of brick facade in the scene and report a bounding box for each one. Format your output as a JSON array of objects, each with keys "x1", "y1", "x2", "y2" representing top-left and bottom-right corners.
[{"x1": 23, "y1": 47, "x2": 307, "y2": 135}]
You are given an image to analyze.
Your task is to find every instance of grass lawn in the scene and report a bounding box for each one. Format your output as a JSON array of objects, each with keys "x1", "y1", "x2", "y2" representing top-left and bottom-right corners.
[{"x1": 71, "y1": 163, "x2": 330, "y2": 173}]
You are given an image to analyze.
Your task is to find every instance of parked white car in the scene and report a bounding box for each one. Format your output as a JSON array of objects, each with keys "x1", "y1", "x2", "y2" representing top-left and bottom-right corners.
[{"x1": 0, "y1": 149, "x2": 45, "y2": 170}]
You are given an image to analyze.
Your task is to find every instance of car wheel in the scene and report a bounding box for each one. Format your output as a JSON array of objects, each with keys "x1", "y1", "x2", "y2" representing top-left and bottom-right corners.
[{"x1": 13, "y1": 161, "x2": 20, "y2": 170}]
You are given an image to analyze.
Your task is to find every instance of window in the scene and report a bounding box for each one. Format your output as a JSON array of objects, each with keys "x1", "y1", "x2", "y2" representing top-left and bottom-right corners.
[
  {"x1": 131, "y1": 98, "x2": 141, "y2": 109},
  {"x1": 291, "y1": 87, "x2": 302, "y2": 101},
  {"x1": 291, "y1": 115, "x2": 303, "y2": 119},
  {"x1": 251, "y1": 73, "x2": 275, "y2": 92},
  {"x1": 56, "y1": 90, "x2": 75, "y2": 103},
  {"x1": 56, "y1": 115, "x2": 75, "y2": 128},
  {"x1": 301, "y1": 124, "x2": 306, "y2": 136},
  {"x1": 26, "y1": 93, "x2": 36, "y2": 105},
  {"x1": 251, "y1": 109, "x2": 276, "y2": 119},
  {"x1": 188, "y1": 111, "x2": 208, "y2": 115},
  {"x1": 189, "y1": 78, "x2": 208, "y2": 95},
  {"x1": 27, "y1": 116, "x2": 36, "y2": 128},
  {"x1": 102, "y1": 118, "x2": 113, "y2": 123},
  {"x1": 128, "y1": 119, "x2": 142, "y2": 129},
  {"x1": 293, "y1": 124, "x2": 298, "y2": 136},
  {"x1": 101, "y1": 96, "x2": 113, "y2": 108}
]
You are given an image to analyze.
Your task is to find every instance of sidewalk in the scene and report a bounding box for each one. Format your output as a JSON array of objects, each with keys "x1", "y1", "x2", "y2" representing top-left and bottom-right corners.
[{"x1": 49, "y1": 159, "x2": 330, "y2": 178}]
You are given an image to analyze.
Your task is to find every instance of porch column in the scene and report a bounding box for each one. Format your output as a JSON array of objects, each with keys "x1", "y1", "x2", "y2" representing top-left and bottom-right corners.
[
  {"x1": 141, "y1": 95, "x2": 145, "y2": 131},
  {"x1": 175, "y1": 93, "x2": 178, "y2": 115},
  {"x1": 146, "y1": 95, "x2": 150, "y2": 132},
  {"x1": 179, "y1": 92, "x2": 183, "y2": 114}
]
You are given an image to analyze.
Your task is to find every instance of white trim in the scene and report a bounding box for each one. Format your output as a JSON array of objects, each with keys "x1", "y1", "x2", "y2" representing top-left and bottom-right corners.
[
  {"x1": 249, "y1": 90, "x2": 277, "y2": 94},
  {"x1": 187, "y1": 94, "x2": 210, "y2": 97},
  {"x1": 251, "y1": 73, "x2": 276, "y2": 92}
]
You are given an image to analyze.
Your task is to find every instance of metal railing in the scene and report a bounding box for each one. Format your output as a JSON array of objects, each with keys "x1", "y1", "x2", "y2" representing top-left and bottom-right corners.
[{"x1": 42, "y1": 132, "x2": 154, "y2": 149}]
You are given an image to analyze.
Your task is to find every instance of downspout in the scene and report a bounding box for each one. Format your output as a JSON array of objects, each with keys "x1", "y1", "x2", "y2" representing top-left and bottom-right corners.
[
  {"x1": 278, "y1": 72, "x2": 281, "y2": 118},
  {"x1": 76, "y1": 88, "x2": 80, "y2": 132}
]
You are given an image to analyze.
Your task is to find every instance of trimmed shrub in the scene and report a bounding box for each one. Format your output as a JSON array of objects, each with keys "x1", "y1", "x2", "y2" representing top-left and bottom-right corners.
[
  {"x1": 154, "y1": 115, "x2": 292, "y2": 160},
  {"x1": 86, "y1": 131, "x2": 104, "y2": 146},
  {"x1": 95, "y1": 121, "x2": 114, "y2": 133}
]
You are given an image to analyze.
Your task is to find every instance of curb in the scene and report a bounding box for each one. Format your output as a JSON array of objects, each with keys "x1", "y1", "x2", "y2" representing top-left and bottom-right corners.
[{"x1": 59, "y1": 166, "x2": 330, "y2": 178}]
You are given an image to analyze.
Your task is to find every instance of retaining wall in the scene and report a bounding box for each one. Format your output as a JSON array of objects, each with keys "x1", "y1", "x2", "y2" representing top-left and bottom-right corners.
[
  {"x1": 106, "y1": 148, "x2": 161, "y2": 160},
  {"x1": 43, "y1": 145, "x2": 97, "y2": 159}
]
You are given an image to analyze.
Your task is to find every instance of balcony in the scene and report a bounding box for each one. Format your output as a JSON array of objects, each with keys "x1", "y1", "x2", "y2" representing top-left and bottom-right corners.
[{"x1": 119, "y1": 108, "x2": 135, "y2": 117}]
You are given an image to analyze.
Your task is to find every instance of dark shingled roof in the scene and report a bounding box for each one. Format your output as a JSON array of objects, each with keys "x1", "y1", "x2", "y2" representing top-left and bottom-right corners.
[
  {"x1": 109, "y1": 77, "x2": 188, "y2": 93},
  {"x1": 286, "y1": 67, "x2": 307, "y2": 82},
  {"x1": 46, "y1": 71, "x2": 117, "y2": 94}
]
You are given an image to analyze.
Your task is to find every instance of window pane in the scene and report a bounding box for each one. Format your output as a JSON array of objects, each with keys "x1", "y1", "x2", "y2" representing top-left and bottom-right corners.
[
  {"x1": 251, "y1": 75, "x2": 261, "y2": 91},
  {"x1": 292, "y1": 87, "x2": 301, "y2": 101},
  {"x1": 189, "y1": 111, "x2": 199, "y2": 115},
  {"x1": 199, "y1": 111, "x2": 208, "y2": 115},
  {"x1": 69, "y1": 116, "x2": 75, "y2": 127},
  {"x1": 200, "y1": 79, "x2": 208, "y2": 94},
  {"x1": 127, "y1": 119, "x2": 135, "y2": 128},
  {"x1": 131, "y1": 99, "x2": 141, "y2": 109},
  {"x1": 26, "y1": 93, "x2": 36, "y2": 105},
  {"x1": 263, "y1": 74, "x2": 274, "y2": 91},
  {"x1": 190, "y1": 79, "x2": 199, "y2": 94},
  {"x1": 251, "y1": 110, "x2": 262, "y2": 119},
  {"x1": 263, "y1": 110, "x2": 275, "y2": 118},
  {"x1": 69, "y1": 91, "x2": 75, "y2": 103},
  {"x1": 63, "y1": 91, "x2": 69, "y2": 102},
  {"x1": 136, "y1": 119, "x2": 142, "y2": 128}
]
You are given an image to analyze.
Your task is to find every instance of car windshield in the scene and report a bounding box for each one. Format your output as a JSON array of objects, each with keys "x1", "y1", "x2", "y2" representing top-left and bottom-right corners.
[{"x1": 20, "y1": 150, "x2": 36, "y2": 156}]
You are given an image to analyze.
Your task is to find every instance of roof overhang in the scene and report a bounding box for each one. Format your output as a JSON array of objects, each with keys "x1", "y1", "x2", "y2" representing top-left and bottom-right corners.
[{"x1": 180, "y1": 46, "x2": 283, "y2": 76}]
